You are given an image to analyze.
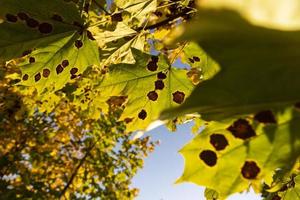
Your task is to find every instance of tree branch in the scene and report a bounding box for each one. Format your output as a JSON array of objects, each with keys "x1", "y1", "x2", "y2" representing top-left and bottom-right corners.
[
  {"x1": 92, "y1": 0, "x2": 110, "y2": 15},
  {"x1": 59, "y1": 141, "x2": 98, "y2": 198},
  {"x1": 136, "y1": 10, "x2": 192, "y2": 32}
]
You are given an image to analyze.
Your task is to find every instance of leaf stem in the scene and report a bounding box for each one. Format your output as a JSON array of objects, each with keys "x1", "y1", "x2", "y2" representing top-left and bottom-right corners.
[
  {"x1": 92, "y1": 0, "x2": 110, "y2": 15},
  {"x1": 136, "y1": 9, "x2": 194, "y2": 32}
]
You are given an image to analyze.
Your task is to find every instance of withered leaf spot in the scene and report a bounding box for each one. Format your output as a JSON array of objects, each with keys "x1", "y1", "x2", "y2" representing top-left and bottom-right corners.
[
  {"x1": 147, "y1": 61, "x2": 158, "y2": 71},
  {"x1": 172, "y1": 91, "x2": 185, "y2": 104},
  {"x1": 56, "y1": 64, "x2": 64, "y2": 74},
  {"x1": 124, "y1": 118, "x2": 133, "y2": 124},
  {"x1": 22, "y1": 74, "x2": 29, "y2": 81},
  {"x1": 199, "y1": 150, "x2": 217, "y2": 167},
  {"x1": 75, "y1": 40, "x2": 83, "y2": 49},
  {"x1": 188, "y1": 58, "x2": 194, "y2": 63},
  {"x1": 151, "y1": 56, "x2": 159, "y2": 63},
  {"x1": 51, "y1": 14, "x2": 63, "y2": 22},
  {"x1": 155, "y1": 80, "x2": 164, "y2": 90},
  {"x1": 17, "y1": 12, "x2": 29, "y2": 21},
  {"x1": 193, "y1": 56, "x2": 200, "y2": 62},
  {"x1": 5, "y1": 14, "x2": 18, "y2": 23},
  {"x1": 138, "y1": 109, "x2": 147, "y2": 120},
  {"x1": 22, "y1": 49, "x2": 32, "y2": 57},
  {"x1": 34, "y1": 72, "x2": 41, "y2": 82},
  {"x1": 254, "y1": 110, "x2": 276, "y2": 124},
  {"x1": 157, "y1": 72, "x2": 167, "y2": 79},
  {"x1": 210, "y1": 134, "x2": 229, "y2": 151},
  {"x1": 62, "y1": 60, "x2": 69, "y2": 68},
  {"x1": 26, "y1": 18, "x2": 39, "y2": 28},
  {"x1": 107, "y1": 96, "x2": 127, "y2": 107},
  {"x1": 70, "y1": 67, "x2": 78, "y2": 75},
  {"x1": 42, "y1": 68, "x2": 50, "y2": 78},
  {"x1": 147, "y1": 91, "x2": 158, "y2": 101},
  {"x1": 71, "y1": 74, "x2": 77, "y2": 79},
  {"x1": 227, "y1": 119, "x2": 256, "y2": 140},
  {"x1": 87, "y1": 30, "x2": 95, "y2": 40},
  {"x1": 29, "y1": 57, "x2": 35, "y2": 63},
  {"x1": 111, "y1": 13, "x2": 123, "y2": 22},
  {"x1": 241, "y1": 161, "x2": 260, "y2": 179},
  {"x1": 38, "y1": 22, "x2": 53, "y2": 34}
]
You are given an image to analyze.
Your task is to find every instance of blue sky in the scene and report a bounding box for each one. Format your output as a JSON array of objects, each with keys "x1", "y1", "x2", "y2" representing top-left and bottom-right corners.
[{"x1": 132, "y1": 123, "x2": 261, "y2": 200}]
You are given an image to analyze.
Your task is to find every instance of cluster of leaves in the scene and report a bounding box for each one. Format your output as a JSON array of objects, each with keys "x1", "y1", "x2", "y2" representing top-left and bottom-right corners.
[
  {"x1": 0, "y1": 0, "x2": 200, "y2": 199},
  {"x1": 0, "y1": 62, "x2": 157, "y2": 199},
  {"x1": 163, "y1": 0, "x2": 300, "y2": 199}
]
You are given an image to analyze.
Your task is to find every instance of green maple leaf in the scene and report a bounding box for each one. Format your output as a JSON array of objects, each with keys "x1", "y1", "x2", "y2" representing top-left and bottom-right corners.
[
  {"x1": 181, "y1": 42, "x2": 220, "y2": 81},
  {"x1": 96, "y1": 22, "x2": 146, "y2": 65},
  {"x1": 95, "y1": 49, "x2": 194, "y2": 131},
  {"x1": 163, "y1": 9, "x2": 300, "y2": 120},
  {"x1": 178, "y1": 107, "x2": 300, "y2": 198},
  {"x1": 0, "y1": 0, "x2": 99, "y2": 93}
]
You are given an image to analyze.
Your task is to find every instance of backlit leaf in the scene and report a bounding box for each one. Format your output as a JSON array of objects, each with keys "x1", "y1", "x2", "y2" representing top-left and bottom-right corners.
[
  {"x1": 0, "y1": 0, "x2": 100, "y2": 93},
  {"x1": 178, "y1": 107, "x2": 300, "y2": 198}
]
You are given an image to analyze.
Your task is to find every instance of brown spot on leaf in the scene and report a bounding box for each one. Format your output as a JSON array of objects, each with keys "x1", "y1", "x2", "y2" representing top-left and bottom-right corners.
[
  {"x1": 210, "y1": 134, "x2": 228, "y2": 151},
  {"x1": 5, "y1": 14, "x2": 18, "y2": 23},
  {"x1": 17, "y1": 12, "x2": 29, "y2": 21},
  {"x1": 34, "y1": 72, "x2": 41, "y2": 82},
  {"x1": 138, "y1": 109, "x2": 147, "y2": 120},
  {"x1": 29, "y1": 57, "x2": 35, "y2": 63},
  {"x1": 71, "y1": 74, "x2": 77, "y2": 79},
  {"x1": 51, "y1": 14, "x2": 63, "y2": 22},
  {"x1": 227, "y1": 119, "x2": 256, "y2": 140},
  {"x1": 155, "y1": 80, "x2": 164, "y2": 90},
  {"x1": 147, "y1": 91, "x2": 158, "y2": 101},
  {"x1": 199, "y1": 150, "x2": 217, "y2": 167},
  {"x1": 124, "y1": 118, "x2": 133, "y2": 124},
  {"x1": 254, "y1": 110, "x2": 276, "y2": 124},
  {"x1": 42, "y1": 68, "x2": 50, "y2": 78},
  {"x1": 62, "y1": 60, "x2": 69, "y2": 68},
  {"x1": 241, "y1": 161, "x2": 260, "y2": 179},
  {"x1": 172, "y1": 91, "x2": 185, "y2": 104},
  {"x1": 187, "y1": 68, "x2": 201, "y2": 85},
  {"x1": 38, "y1": 23, "x2": 53, "y2": 34},
  {"x1": 75, "y1": 40, "x2": 83, "y2": 49},
  {"x1": 151, "y1": 56, "x2": 159, "y2": 63},
  {"x1": 107, "y1": 96, "x2": 127, "y2": 107},
  {"x1": 22, "y1": 74, "x2": 29, "y2": 81},
  {"x1": 26, "y1": 18, "x2": 39, "y2": 28},
  {"x1": 157, "y1": 72, "x2": 167, "y2": 79},
  {"x1": 111, "y1": 13, "x2": 123, "y2": 22},
  {"x1": 147, "y1": 61, "x2": 158, "y2": 71},
  {"x1": 193, "y1": 56, "x2": 200, "y2": 62},
  {"x1": 22, "y1": 49, "x2": 32, "y2": 57},
  {"x1": 56, "y1": 64, "x2": 63, "y2": 74},
  {"x1": 87, "y1": 30, "x2": 95, "y2": 40},
  {"x1": 188, "y1": 58, "x2": 194, "y2": 63},
  {"x1": 70, "y1": 67, "x2": 78, "y2": 75}
]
